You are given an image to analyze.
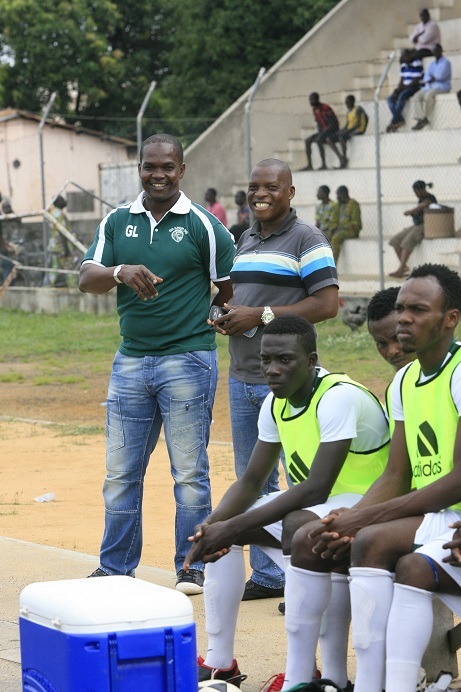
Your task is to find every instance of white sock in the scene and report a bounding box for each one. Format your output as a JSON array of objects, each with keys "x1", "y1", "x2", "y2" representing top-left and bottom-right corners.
[
  {"x1": 203, "y1": 545, "x2": 246, "y2": 669},
  {"x1": 282, "y1": 565, "x2": 331, "y2": 690},
  {"x1": 349, "y1": 567, "x2": 394, "y2": 692},
  {"x1": 282, "y1": 553, "x2": 291, "y2": 572},
  {"x1": 320, "y1": 573, "x2": 351, "y2": 688},
  {"x1": 386, "y1": 583, "x2": 433, "y2": 692}
]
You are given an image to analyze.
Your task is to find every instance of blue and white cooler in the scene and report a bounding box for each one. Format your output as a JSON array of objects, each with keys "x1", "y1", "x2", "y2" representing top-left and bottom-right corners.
[{"x1": 19, "y1": 576, "x2": 197, "y2": 691}]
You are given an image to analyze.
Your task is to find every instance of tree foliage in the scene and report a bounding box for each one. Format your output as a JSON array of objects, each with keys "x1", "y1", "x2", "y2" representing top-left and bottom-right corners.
[
  {"x1": 159, "y1": 0, "x2": 338, "y2": 133},
  {"x1": 0, "y1": 0, "x2": 338, "y2": 141},
  {"x1": 0, "y1": 0, "x2": 168, "y2": 137}
]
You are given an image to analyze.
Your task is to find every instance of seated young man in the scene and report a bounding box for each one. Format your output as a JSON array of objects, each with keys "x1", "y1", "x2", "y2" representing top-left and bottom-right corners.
[
  {"x1": 184, "y1": 314, "x2": 390, "y2": 690},
  {"x1": 293, "y1": 263, "x2": 461, "y2": 692}
]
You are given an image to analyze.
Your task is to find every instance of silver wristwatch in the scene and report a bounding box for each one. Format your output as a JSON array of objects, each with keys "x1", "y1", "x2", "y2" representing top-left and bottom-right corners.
[
  {"x1": 113, "y1": 264, "x2": 124, "y2": 284},
  {"x1": 261, "y1": 306, "x2": 275, "y2": 325}
]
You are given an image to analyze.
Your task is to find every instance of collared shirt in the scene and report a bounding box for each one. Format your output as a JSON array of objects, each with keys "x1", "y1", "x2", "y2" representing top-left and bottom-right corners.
[
  {"x1": 229, "y1": 209, "x2": 338, "y2": 383},
  {"x1": 424, "y1": 56, "x2": 451, "y2": 92},
  {"x1": 409, "y1": 19, "x2": 441, "y2": 51},
  {"x1": 401, "y1": 58, "x2": 424, "y2": 86},
  {"x1": 83, "y1": 191, "x2": 235, "y2": 356}
]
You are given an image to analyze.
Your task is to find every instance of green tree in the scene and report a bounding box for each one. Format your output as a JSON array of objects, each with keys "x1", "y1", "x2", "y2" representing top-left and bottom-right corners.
[
  {"x1": 156, "y1": 0, "x2": 338, "y2": 142},
  {"x1": 0, "y1": 0, "x2": 338, "y2": 141},
  {"x1": 0, "y1": 0, "x2": 168, "y2": 138}
]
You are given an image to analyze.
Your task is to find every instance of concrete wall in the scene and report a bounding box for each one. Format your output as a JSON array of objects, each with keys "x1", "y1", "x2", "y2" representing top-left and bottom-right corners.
[
  {"x1": 0, "y1": 117, "x2": 133, "y2": 215},
  {"x1": 180, "y1": 0, "x2": 439, "y2": 204},
  {"x1": 0, "y1": 287, "x2": 117, "y2": 314}
]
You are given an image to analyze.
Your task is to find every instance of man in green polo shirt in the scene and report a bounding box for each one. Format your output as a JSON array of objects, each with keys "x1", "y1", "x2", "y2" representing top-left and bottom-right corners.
[{"x1": 79, "y1": 133, "x2": 235, "y2": 594}]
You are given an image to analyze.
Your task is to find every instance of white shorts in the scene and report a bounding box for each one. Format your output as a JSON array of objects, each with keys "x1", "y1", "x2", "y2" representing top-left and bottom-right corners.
[
  {"x1": 414, "y1": 509, "x2": 461, "y2": 616},
  {"x1": 252, "y1": 491, "x2": 363, "y2": 570}
]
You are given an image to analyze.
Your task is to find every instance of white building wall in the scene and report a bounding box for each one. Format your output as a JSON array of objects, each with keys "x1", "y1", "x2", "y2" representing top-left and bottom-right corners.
[{"x1": 0, "y1": 117, "x2": 133, "y2": 214}]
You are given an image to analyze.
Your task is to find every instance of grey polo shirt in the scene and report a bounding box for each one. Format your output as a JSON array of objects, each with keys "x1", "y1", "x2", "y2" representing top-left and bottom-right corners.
[{"x1": 229, "y1": 209, "x2": 338, "y2": 383}]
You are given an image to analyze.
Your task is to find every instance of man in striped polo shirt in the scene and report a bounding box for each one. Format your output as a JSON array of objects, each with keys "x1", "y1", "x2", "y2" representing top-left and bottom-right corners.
[
  {"x1": 79, "y1": 133, "x2": 235, "y2": 594},
  {"x1": 210, "y1": 158, "x2": 338, "y2": 603}
]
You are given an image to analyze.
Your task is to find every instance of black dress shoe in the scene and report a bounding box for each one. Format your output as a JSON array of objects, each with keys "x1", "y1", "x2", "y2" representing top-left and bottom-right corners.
[{"x1": 241, "y1": 579, "x2": 284, "y2": 600}]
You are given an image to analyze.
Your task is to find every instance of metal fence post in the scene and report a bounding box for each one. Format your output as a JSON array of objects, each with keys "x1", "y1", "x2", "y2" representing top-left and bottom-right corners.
[
  {"x1": 374, "y1": 53, "x2": 395, "y2": 289},
  {"x1": 245, "y1": 67, "x2": 266, "y2": 180},
  {"x1": 39, "y1": 91, "x2": 57, "y2": 275},
  {"x1": 137, "y1": 81, "x2": 157, "y2": 165}
]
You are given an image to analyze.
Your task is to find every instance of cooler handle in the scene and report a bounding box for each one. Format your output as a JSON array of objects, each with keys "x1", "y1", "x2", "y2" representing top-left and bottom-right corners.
[
  {"x1": 165, "y1": 629, "x2": 175, "y2": 692},
  {"x1": 108, "y1": 635, "x2": 119, "y2": 692}
]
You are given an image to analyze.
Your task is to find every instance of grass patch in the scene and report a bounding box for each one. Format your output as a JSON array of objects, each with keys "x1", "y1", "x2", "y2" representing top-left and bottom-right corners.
[
  {"x1": 0, "y1": 372, "x2": 25, "y2": 383},
  {"x1": 33, "y1": 374, "x2": 86, "y2": 386},
  {"x1": 0, "y1": 309, "x2": 120, "y2": 360},
  {"x1": 55, "y1": 424, "x2": 105, "y2": 437},
  {"x1": 9, "y1": 306, "x2": 458, "y2": 400}
]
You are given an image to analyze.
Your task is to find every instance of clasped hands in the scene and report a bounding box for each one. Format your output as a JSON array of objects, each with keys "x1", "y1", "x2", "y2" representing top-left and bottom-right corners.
[
  {"x1": 183, "y1": 520, "x2": 236, "y2": 570},
  {"x1": 307, "y1": 506, "x2": 364, "y2": 561}
]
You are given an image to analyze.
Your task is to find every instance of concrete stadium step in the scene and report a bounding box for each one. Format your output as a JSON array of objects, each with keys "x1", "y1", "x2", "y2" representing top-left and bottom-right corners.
[
  {"x1": 336, "y1": 236, "x2": 461, "y2": 278},
  {"x1": 295, "y1": 202, "x2": 461, "y2": 240},
  {"x1": 292, "y1": 162, "x2": 459, "y2": 201},
  {"x1": 297, "y1": 93, "x2": 460, "y2": 143},
  {"x1": 287, "y1": 124, "x2": 461, "y2": 171}
]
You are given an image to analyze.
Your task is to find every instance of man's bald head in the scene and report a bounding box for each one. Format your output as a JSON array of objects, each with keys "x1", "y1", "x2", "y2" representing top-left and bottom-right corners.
[
  {"x1": 247, "y1": 158, "x2": 295, "y2": 234},
  {"x1": 252, "y1": 159, "x2": 292, "y2": 185}
]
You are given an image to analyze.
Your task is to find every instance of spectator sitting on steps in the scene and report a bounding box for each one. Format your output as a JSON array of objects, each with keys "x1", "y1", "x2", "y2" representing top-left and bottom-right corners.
[
  {"x1": 315, "y1": 185, "x2": 335, "y2": 238},
  {"x1": 409, "y1": 8, "x2": 442, "y2": 59},
  {"x1": 337, "y1": 95, "x2": 368, "y2": 166},
  {"x1": 412, "y1": 44, "x2": 451, "y2": 130},
  {"x1": 389, "y1": 180, "x2": 437, "y2": 279},
  {"x1": 327, "y1": 186, "x2": 362, "y2": 263},
  {"x1": 303, "y1": 92, "x2": 345, "y2": 171},
  {"x1": 386, "y1": 49, "x2": 423, "y2": 133}
]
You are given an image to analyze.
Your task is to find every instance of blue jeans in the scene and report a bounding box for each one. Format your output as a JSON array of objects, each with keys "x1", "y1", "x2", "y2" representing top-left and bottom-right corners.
[
  {"x1": 387, "y1": 85, "x2": 420, "y2": 124},
  {"x1": 100, "y1": 349, "x2": 217, "y2": 575},
  {"x1": 229, "y1": 377, "x2": 292, "y2": 589}
]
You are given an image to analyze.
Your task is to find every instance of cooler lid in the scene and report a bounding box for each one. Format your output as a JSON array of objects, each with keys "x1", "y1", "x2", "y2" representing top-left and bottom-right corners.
[{"x1": 19, "y1": 577, "x2": 194, "y2": 632}]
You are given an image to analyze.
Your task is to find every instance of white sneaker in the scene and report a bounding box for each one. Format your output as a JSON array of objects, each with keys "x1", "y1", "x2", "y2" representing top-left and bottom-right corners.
[{"x1": 425, "y1": 670, "x2": 453, "y2": 692}]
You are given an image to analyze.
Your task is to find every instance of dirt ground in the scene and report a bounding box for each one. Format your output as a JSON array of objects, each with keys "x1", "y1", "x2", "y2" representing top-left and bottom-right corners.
[
  {"x1": 0, "y1": 370, "x2": 243, "y2": 571},
  {"x1": 2, "y1": 367, "x2": 461, "y2": 689}
]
